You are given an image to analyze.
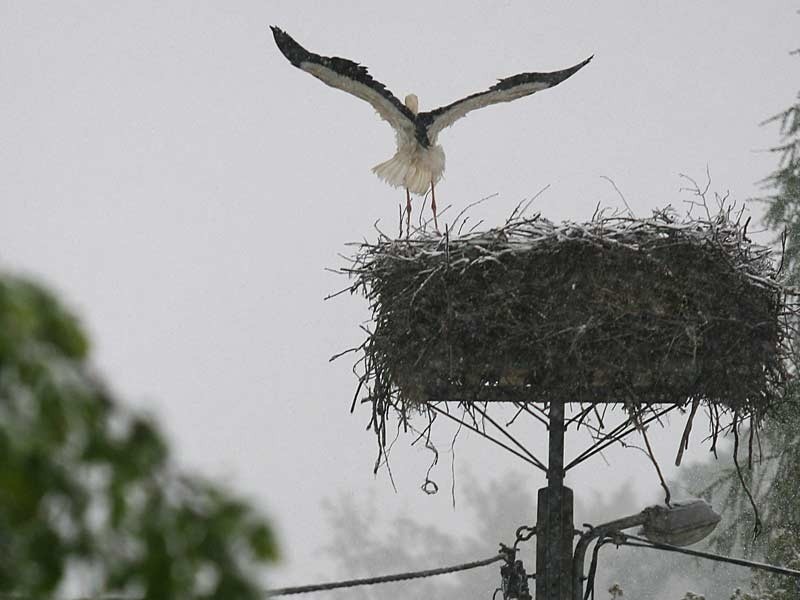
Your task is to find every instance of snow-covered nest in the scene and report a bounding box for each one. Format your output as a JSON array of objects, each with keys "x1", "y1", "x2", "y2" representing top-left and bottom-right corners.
[{"x1": 341, "y1": 207, "x2": 796, "y2": 443}]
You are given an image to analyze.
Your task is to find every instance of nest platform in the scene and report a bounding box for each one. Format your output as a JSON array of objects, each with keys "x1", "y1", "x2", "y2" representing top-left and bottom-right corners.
[{"x1": 344, "y1": 208, "x2": 795, "y2": 427}]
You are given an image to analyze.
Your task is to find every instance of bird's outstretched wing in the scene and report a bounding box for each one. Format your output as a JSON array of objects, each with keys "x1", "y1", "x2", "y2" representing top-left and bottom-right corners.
[
  {"x1": 418, "y1": 56, "x2": 593, "y2": 142},
  {"x1": 271, "y1": 27, "x2": 417, "y2": 142}
]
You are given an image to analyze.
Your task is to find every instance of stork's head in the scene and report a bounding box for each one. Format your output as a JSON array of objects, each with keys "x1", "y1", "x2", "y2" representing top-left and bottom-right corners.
[{"x1": 404, "y1": 94, "x2": 419, "y2": 115}]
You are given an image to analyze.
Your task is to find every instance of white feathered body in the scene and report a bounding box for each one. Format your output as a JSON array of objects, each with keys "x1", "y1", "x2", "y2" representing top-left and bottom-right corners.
[{"x1": 372, "y1": 135, "x2": 445, "y2": 196}]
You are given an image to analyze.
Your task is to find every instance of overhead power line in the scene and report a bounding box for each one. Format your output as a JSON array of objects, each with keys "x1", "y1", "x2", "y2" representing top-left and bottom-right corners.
[
  {"x1": 619, "y1": 533, "x2": 800, "y2": 579},
  {"x1": 265, "y1": 553, "x2": 506, "y2": 596},
  {"x1": 0, "y1": 553, "x2": 506, "y2": 600}
]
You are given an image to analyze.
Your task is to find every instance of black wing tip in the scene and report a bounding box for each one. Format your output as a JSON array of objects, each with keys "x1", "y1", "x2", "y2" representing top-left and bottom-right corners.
[
  {"x1": 490, "y1": 55, "x2": 593, "y2": 93},
  {"x1": 545, "y1": 54, "x2": 593, "y2": 86},
  {"x1": 564, "y1": 54, "x2": 593, "y2": 74},
  {"x1": 269, "y1": 25, "x2": 287, "y2": 43},
  {"x1": 270, "y1": 26, "x2": 308, "y2": 67}
]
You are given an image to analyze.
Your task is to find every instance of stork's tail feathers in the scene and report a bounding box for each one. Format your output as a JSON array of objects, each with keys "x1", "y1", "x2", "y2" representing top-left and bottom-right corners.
[
  {"x1": 372, "y1": 154, "x2": 427, "y2": 195},
  {"x1": 372, "y1": 145, "x2": 446, "y2": 196}
]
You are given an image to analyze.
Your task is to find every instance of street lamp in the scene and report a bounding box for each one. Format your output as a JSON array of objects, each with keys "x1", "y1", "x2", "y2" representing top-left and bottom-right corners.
[
  {"x1": 640, "y1": 499, "x2": 721, "y2": 547},
  {"x1": 573, "y1": 499, "x2": 721, "y2": 600}
]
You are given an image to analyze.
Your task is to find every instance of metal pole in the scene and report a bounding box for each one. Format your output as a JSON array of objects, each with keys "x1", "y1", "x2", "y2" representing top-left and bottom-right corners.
[{"x1": 535, "y1": 400, "x2": 574, "y2": 600}]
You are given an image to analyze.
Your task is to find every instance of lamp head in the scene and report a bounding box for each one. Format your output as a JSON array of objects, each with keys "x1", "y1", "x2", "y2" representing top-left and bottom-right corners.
[{"x1": 640, "y1": 499, "x2": 721, "y2": 547}]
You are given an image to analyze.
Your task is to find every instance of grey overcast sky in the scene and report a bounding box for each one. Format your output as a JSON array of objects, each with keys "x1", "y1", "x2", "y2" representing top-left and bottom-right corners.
[{"x1": 1, "y1": 0, "x2": 798, "y2": 590}]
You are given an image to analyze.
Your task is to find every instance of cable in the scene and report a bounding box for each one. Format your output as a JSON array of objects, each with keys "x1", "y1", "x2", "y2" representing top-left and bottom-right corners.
[
  {"x1": 618, "y1": 533, "x2": 800, "y2": 579},
  {"x1": 265, "y1": 553, "x2": 506, "y2": 596},
  {"x1": 0, "y1": 553, "x2": 506, "y2": 600},
  {"x1": 584, "y1": 536, "x2": 613, "y2": 600}
]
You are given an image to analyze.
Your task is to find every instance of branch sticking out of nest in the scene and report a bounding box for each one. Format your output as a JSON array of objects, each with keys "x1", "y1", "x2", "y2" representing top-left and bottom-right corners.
[{"x1": 336, "y1": 203, "x2": 798, "y2": 474}]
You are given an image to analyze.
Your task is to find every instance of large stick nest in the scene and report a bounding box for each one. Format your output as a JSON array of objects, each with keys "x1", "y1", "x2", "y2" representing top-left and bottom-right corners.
[{"x1": 342, "y1": 206, "x2": 797, "y2": 434}]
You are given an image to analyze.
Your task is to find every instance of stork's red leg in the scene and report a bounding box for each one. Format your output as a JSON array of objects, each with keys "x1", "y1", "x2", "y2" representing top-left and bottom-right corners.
[
  {"x1": 405, "y1": 188, "x2": 412, "y2": 237},
  {"x1": 430, "y1": 180, "x2": 439, "y2": 232}
]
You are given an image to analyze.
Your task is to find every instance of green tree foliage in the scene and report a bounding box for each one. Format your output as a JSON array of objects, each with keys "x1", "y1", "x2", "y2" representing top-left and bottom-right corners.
[
  {"x1": 696, "y1": 41, "x2": 800, "y2": 599},
  {"x1": 0, "y1": 275, "x2": 277, "y2": 598},
  {"x1": 744, "y1": 38, "x2": 800, "y2": 600},
  {"x1": 691, "y1": 414, "x2": 800, "y2": 600},
  {"x1": 760, "y1": 48, "x2": 800, "y2": 284}
]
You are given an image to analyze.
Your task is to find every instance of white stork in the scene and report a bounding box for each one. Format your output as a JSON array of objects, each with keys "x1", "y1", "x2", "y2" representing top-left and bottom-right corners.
[{"x1": 271, "y1": 26, "x2": 591, "y2": 232}]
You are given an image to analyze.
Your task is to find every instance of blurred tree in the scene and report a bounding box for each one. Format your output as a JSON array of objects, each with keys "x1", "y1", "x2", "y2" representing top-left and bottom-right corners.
[
  {"x1": 0, "y1": 275, "x2": 277, "y2": 598},
  {"x1": 687, "y1": 25, "x2": 800, "y2": 600},
  {"x1": 705, "y1": 35, "x2": 800, "y2": 600},
  {"x1": 689, "y1": 411, "x2": 800, "y2": 600},
  {"x1": 321, "y1": 471, "x2": 542, "y2": 600},
  {"x1": 761, "y1": 46, "x2": 800, "y2": 285},
  {"x1": 321, "y1": 469, "x2": 749, "y2": 600}
]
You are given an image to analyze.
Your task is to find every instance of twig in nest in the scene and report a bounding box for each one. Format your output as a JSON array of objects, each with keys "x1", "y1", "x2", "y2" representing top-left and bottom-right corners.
[
  {"x1": 634, "y1": 411, "x2": 672, "y2": 506},
  {"x1": 374, "y1": 420, "x2": 402, "y2": 493},
  {"x1": 709, "y1": 404, "x2": 721, "y2": 459},
  {"x1": 421, "y1": 407, "x2": 440, "y2": 495},
  {"x1": 679, "y1": 167, "x2": 714, "y2": 221},
  {"x1": 449, "y1": 416, "x2": 464, "y2": 508},
  {"x1": 506, "y1": 184, "x2": 550, "y2": 224},
  {"x1": 599, "y1": 175, "x2": 634, "y2": 217},
  {"x1": 450, "y1": 192, "x2": 498, "y2": 232},
  {"x1": 675, "y1": 398, "x2": 701, "y2": 466},
  {"x1": 732, "y1": 412, "x2": 762, "y2": 539}
]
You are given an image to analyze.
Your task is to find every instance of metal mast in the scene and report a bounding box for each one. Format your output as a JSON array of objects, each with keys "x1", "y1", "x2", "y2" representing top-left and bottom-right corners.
[{"x1": 535, "y1": 400, "x2": 574, "y2": 600}]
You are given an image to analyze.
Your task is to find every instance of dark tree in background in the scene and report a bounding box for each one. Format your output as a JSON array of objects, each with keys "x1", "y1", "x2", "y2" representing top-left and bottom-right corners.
[
  {"x1": 761, "y1": 47, "x2": 800, "y2": 284},
  {"x1": 712, "y1": 41, "x2": 800, "y2": 600},
  {"x1": 322, "y1": 471, "x2": 551, "y2": 600},
  {"x1": 322, "y1": 470, "x2": 750, "y2": 600},
  {"x1": 693, "y1": 419, "x2": 800, "y2": 600},
  {"x1": 0, "y1": 275, "x2": 277, "y2": 598}
]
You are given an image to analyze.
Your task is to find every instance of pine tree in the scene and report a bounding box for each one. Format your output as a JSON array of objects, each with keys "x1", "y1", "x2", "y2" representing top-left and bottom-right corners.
[
  {"x1": 760, "y1": 47, "x2": 800, "y2": 284},
  {"x1": 751, "y1": 38, "x2": 800, "y2": 600},
  {"x1": 714, "y1": 38, "x2": 800, "y2": 600}
]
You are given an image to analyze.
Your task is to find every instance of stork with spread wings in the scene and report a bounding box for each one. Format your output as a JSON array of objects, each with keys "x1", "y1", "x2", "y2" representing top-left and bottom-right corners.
[{"x1": 271, "y1": 26, "x2": 591, "y2": 232}]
